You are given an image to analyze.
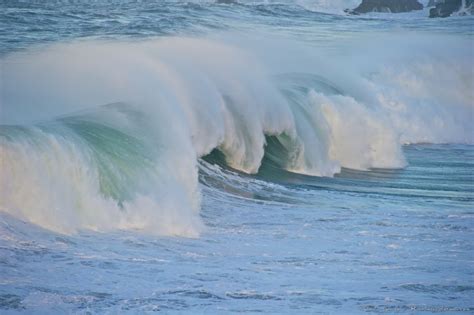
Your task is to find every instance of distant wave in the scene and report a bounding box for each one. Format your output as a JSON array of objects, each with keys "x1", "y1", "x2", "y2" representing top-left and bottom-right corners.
[
  {"x1": 1, "y1": 35, "x2": 472, "y2": 236},
  {"x1": 213, "y1": 0, "x2": 472, "y2": 16},
  {"x1": 204, "y1": 0, "x2": 432, "y2": 15}
]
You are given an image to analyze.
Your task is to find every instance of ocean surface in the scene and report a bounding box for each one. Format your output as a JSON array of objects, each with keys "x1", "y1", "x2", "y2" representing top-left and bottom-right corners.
[{"x1": 1, "y1": 0, "x2": 473, "y2": 313}]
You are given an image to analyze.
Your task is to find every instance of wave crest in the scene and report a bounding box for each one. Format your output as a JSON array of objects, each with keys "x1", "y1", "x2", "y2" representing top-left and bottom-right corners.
[{"x1": 1, "y1": 35, "x2": 472, "y2": 235}]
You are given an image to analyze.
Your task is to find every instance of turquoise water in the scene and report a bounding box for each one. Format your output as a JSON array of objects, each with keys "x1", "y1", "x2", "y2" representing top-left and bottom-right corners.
[{"x1": 0, "y1": 1, "x2": 473, "y2": 313}]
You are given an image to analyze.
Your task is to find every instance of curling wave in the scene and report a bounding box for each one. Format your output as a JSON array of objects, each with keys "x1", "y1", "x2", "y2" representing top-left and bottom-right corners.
[{"x1": 0, "y1": 35, "x2": 472, "y2": 236}]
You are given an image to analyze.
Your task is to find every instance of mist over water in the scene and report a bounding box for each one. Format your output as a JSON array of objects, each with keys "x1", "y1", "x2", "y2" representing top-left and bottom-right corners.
[{"x1": 0, "y1": 0, "x2": 473, "y2": 313}]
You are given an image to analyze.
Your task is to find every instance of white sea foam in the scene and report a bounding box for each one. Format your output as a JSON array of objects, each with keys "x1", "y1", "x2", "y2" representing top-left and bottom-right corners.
[{"x1": 1, "y1": 34, "x2": 472, "y2": 235}]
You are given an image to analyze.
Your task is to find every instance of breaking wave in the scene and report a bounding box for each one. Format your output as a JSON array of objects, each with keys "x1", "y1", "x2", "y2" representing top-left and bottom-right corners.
[{"x1": 1, "y1": 35, "x2": 472, "y2": 236}]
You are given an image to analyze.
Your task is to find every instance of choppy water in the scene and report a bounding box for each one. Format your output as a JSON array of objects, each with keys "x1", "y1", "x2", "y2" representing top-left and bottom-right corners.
[
  {"x1": 1, "y1": 145, "x2": 473, "y2": 313},
  {"x1": 1, "y1": 0, "x2": 473, "y2": 313}
]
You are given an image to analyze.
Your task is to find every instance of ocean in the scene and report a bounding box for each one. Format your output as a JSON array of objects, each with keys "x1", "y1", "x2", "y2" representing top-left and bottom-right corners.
[{"x1": 0, "y1": 0, "x2": 473, "y2": 313}]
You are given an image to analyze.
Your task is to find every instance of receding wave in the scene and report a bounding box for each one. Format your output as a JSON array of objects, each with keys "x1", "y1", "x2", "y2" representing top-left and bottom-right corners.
[{"x1": 1, "y1": 35, "x2": 472, "y2": 236}]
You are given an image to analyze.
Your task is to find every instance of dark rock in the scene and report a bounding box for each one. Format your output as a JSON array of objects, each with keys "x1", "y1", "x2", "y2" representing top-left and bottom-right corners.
[
  {"x1": 348, "y1": 0, "x2": 423, "y2": 14},
  {"x1": 429, "y1": 0, "x2": 463, "y2": 17}
]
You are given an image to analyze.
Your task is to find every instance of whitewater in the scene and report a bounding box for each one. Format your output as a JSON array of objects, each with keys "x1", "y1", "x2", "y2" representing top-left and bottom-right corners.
[{"x1": 1, "y1": 0, "x2": 473, "y2": 313}]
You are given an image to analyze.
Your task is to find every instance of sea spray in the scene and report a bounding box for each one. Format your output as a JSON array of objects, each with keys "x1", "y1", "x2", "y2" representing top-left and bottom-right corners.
[{"x1": 1, "y1": 35, "x2": 472, "y2": 234}]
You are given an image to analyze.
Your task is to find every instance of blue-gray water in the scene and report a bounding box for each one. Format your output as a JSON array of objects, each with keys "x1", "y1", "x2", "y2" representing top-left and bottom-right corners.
[{"x1": 0, "y1": 1, "x2": 473, "y2": 314}]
